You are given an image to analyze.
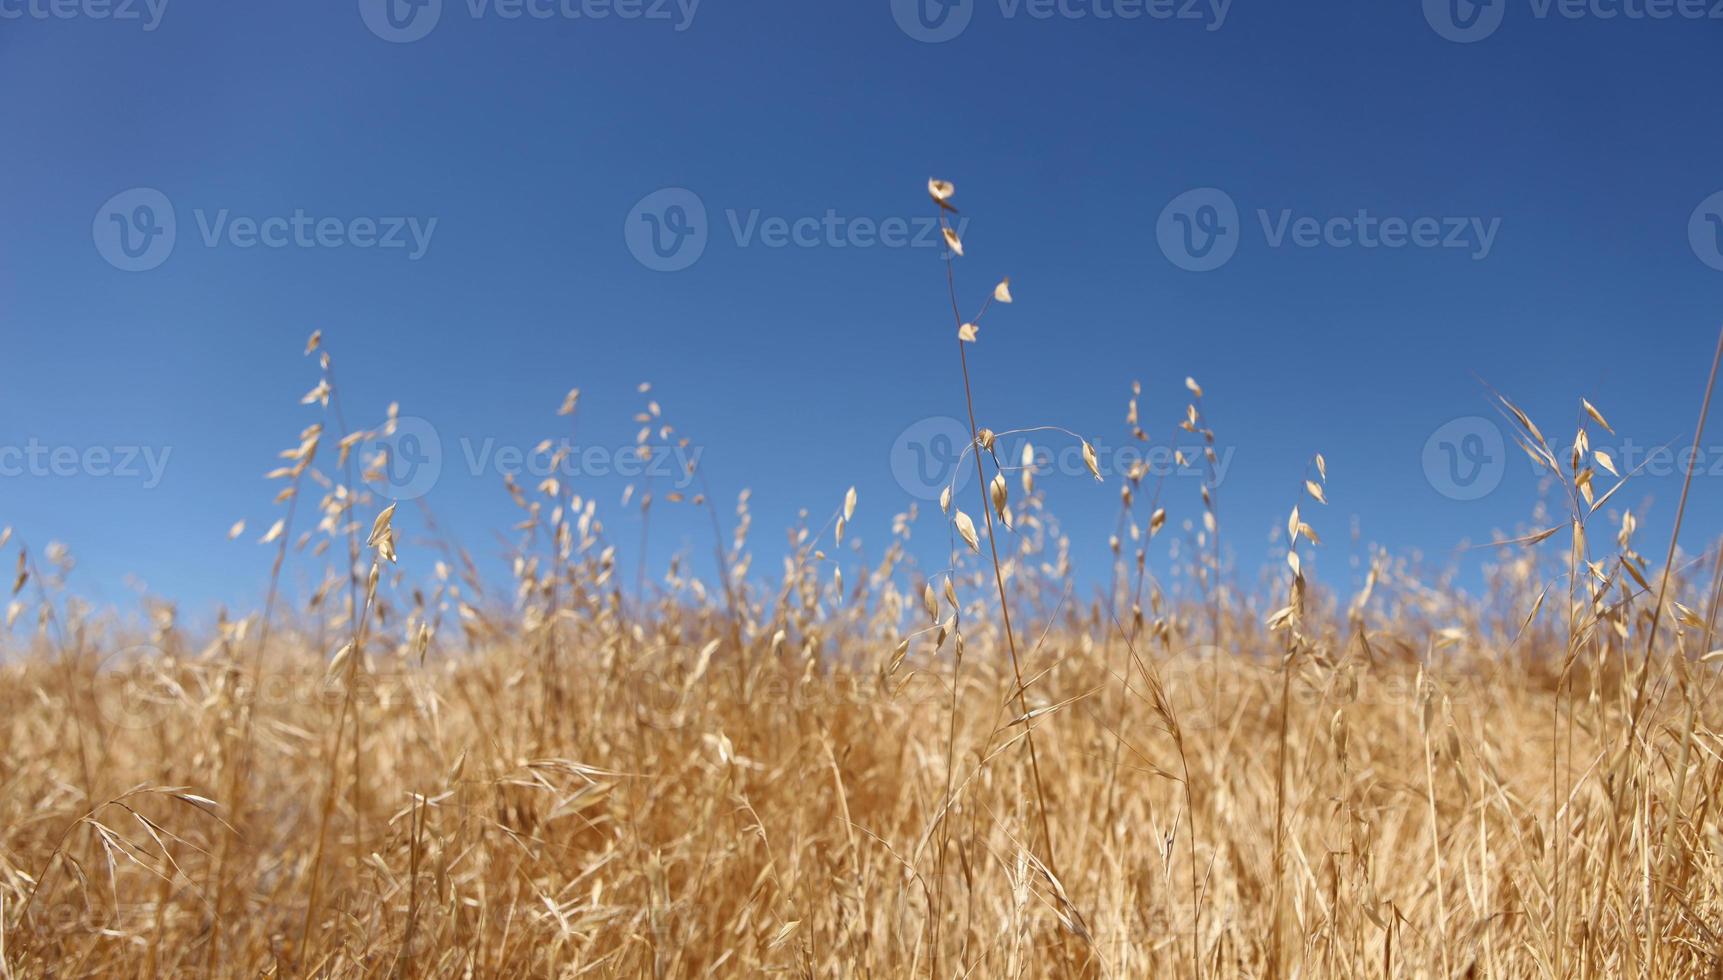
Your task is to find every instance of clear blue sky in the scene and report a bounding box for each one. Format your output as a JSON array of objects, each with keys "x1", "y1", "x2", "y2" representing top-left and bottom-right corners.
[{"x1": 3, "y1": 0, "x2": 1722, "y2": 617}]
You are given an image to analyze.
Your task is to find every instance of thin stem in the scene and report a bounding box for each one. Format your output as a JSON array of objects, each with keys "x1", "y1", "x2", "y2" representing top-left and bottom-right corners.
[
  {"x1": 941, "y1": 235, "x2": 1061, "y2": 883},
  {"x1": 1626, "y1": 326, "x2": 1723, "y2": 732}
]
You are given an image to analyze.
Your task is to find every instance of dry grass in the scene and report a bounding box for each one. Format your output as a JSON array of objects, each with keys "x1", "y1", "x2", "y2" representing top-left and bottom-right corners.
[{"x1": 3, "y1": 186, "x2": 1723, "y2": 977}]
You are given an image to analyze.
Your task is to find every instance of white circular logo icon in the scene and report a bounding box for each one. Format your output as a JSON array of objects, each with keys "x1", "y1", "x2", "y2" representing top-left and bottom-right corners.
[
  {"x1": 1422, "y1": 416, "x2": 1506, "y2": 501},
  {"x1": 1157, "y1": 188, "x2": 1239, "y2": 273},
  {"x1": 1688, "y1": 190, "x2": 1723, "y2": 272},
  {"x1": 625, "y1": 188, "x2": 709, "y2": 272},
  {"x1": 891, "y1": 416, "x2": 975, "y2": 501},
  {"x1": 360, "y1": 416, "x2": 442, "y2": 501},
  {"x1": 891, "y1": 0, "x2": 973, "y2": 42},
  {"x1": 93, "y1": 188, "x2": 176, "y2": 272},
  {"x1": 93, "y1": 645, "x2": 178, "y2": 731},
  {"x1": 626, "y1": 645, "x2": 707, "y2": 731},
  {"x1": 1423, "y1": 0, "x2": 1505, "y2": 43},
  {"x1": 360, "y1": 0, "x2": 442, "y2": 42}
]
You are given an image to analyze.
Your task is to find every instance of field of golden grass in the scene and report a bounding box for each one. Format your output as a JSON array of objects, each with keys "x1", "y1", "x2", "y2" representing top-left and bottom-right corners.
[{"x1": 4, "y1": 184, "x2": 1723, "y2": 977}]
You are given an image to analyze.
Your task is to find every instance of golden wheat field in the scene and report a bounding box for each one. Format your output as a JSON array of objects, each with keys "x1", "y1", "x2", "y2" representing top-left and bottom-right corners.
[{"x1": 5, "y1": 185, "x2": 1723, "y2": 979}]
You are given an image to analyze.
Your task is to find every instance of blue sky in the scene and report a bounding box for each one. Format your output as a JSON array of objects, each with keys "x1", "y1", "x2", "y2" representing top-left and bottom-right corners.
[{"x1": 2, "y1": 0, "x2": 1721, "y2": 617}]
